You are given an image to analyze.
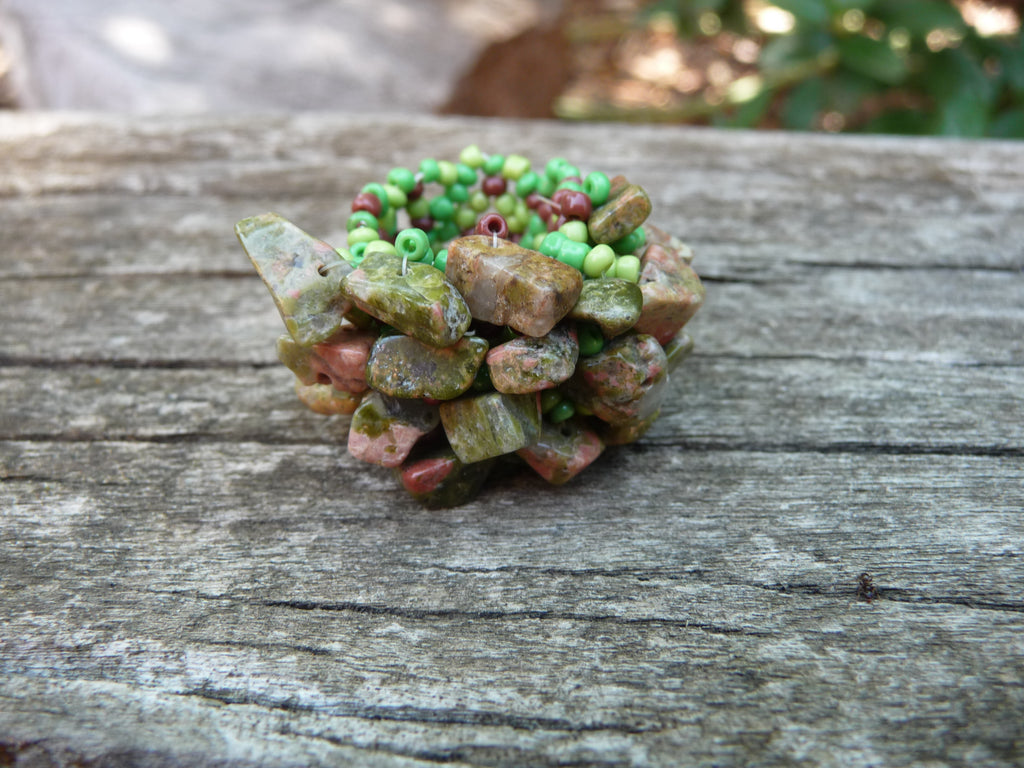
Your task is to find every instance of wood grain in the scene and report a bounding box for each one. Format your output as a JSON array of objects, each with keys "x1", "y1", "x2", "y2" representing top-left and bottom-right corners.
[{"x1": 1, "y1": 113, "x2": 1022, "y2": 767}]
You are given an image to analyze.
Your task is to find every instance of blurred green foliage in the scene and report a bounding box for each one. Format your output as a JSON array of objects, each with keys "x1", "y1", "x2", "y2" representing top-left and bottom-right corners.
[{"x1": 648, "y1": 0, "x2": 1024, "y2": 136}]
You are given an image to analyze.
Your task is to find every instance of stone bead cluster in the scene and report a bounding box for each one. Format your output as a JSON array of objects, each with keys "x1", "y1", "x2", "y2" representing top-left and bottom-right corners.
[{"x1": 236, "y1": 149, "x2": 704, "y2": 507}]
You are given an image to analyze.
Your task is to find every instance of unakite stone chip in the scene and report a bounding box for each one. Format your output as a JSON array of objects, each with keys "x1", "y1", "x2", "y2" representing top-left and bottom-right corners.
[
  {"x1": 366, "y1": 333, "x2": 488, "y2": 400},
  {"x1": 486, "y1": 325, "x2": 578, "y2": 394},
  {"x1": 348, "y1": 391, "x2": 440, "y2": 468},
  {"x1": 587, "y1": 178, "x2": 651, "y2": 245},
  {"x1": 663, "y1": 331, "x2": 695, "y2": 372},
  {"x1": 342, "y1": 251, "x2": 470, "y2": 348},
  {"x1": 395, "y1": 445, "x2": 495, "y2": 509},
  {"x1": 236, "y1": 213, "x2": 352, "y2": 346},
  {"x1": 517, "y1": 420, "x2": 604, "y2": 485},
  {"x1": 567, "y1": 278, "x2": 643, "y2": 338},
  {"x1": 567, "y1": 333, "x2": 668, "y2": 426},
  {"x1": 276, "y1": 324, "x2": 376, "y2": 393},
  {"x1": 634, "y1": 243, "x2": 705, "y2": 345},
  {"x1": 440, "y1": 392, "x2": 541, "y2": 464},
  {"x1": 293, "y1": 380, "x2": 362, "y2": 416},
  {"x1": 445, "y1": 235, "x2": 583, "y2": 337}
]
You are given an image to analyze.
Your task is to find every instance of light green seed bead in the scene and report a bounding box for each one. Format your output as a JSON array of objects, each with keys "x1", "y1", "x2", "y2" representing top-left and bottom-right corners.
[
  {"x1": 603, "y1": 260, "x2": 616, "y2": 278},
  {"x1": 383, "y1": 183, "x2": 407, "y2": 210},
  {"x1": 407, "y1": 196, "x2": 429, "y2": 220},
  {"x1": 437, "y1": 161, "x2": 458, "y2": 187},
  {"x1": 364, "y1": 239, "x2": 398, "y2": 257},
  {"x1": 502, "y1": 154, "x2": 531, "y2": 180},
  {"x1": 583, "y1": 244, "x2": 616, "y2": 278},
  {"x1": 380, "y1": 207, "x2": 398, "y2": 234},
  {"x1": 347, "y1": 226, "x2": 378, "y2": 246},
  {"x1": 469, "y1": 190, "x2": 489, "y2": 212},
  {"x1": 559, "y1": 220, "x2": 590, "y2": 243},
  {"x1": 514, "y1": 198, "x2": 529, "y2": 221},
  {"x1": 615, "y1": 255, "x2": 642, "y2": 283},
  {"x1": 459, "y1": 145, "x2": 486, "y2": 168},
  {"x1": 336, "y1": 247, "x2": 356, "y2": 264},
  {"x1": 507, "y1": 213, "x2": 527, "y2": 234},
  {"x1": 495, "y1": 193, "x2": 516, "y2": 217},
  {"x1": 455, "y1": 205, "x2": 478, "y2": 231}
]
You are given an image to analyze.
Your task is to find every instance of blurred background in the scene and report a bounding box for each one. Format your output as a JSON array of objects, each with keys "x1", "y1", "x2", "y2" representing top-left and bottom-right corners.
[{"x1": 0, "y1": 0, "x2": 1021, "y2": 136}]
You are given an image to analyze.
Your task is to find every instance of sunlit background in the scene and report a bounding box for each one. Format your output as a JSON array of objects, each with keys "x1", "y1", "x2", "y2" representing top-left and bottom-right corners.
[{"x1": 0, "y1": 0, "x2": 1021, "y2": 136}]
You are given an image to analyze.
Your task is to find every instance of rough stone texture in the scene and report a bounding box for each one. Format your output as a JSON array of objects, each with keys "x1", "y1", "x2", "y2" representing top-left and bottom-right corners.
[
  {"x1": 567, "y1": 277, "x2": 644, "y2": 338},
  {"x1": 293, "y1": 380, "x2": 362, "y2": 415},
  {"x1": 236, "y1": 212, "x2": 352, "y2": 346},
  {"x1": 365, "y1": 333, "x2": 488, "y2": 400},
  {"x1": 486, "y1": 325, "x2": 578, "y2": 394},
  {"x1": 395, "y1": 446, "x2": 495, "y2": 509},
  {"x1": 568, "y1": 333, "x2": 669, "y2": 426},
  {"x1": 634, "y1": 242, "x2": 706, "y2": 345},
  {"x1": 348, "y1": 391, "x2": 440, "y2": 468},
  {"x1": 517, "y1": 419, "x2": 604, "y2": 485},
  {"x1": 276, "y1": 326, "x2": 376, "y2": 393},
  {"x1": 445, "y1": 234, "x2": 583, "y2": 337},
  {"x1": 440, "y1": 391, "x2": 541, "y2": 463},
  {"x1": 342, "y1": 251, "x2": 471, "y2": 348},
  {"x1": 1, "y1": 115, "x2": 1023, "y2": 768}
]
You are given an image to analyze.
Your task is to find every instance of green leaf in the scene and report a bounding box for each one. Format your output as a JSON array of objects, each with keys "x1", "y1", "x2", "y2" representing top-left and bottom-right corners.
[
  {"x1": 998, "y1": 43, "x2": 1024, "y2": 96},
  {"x1": 837, "y1": 35, "x2": 908, "y2": 85},
  {"x1": 782, "y1": 77, "x2": 825, "y2": 129},
  {"x1": 731, "y1": 89, "x2": 774, "y2": 128},
  {"x1": 863, "y1": 109, "x2": 931, "y2": 135},
  {"x1": 759, "y1": 33, "x2": 802, "y2": 71},
  {"x1": 988, "y1": 108, "x2": 1024, "y2": 139},
  {"x1": 880, "y1": 0, "x2": 965, "y2": 38},
  {"x1": 770, "y1": 0, "x2": 831, "y2": 26},
  {"x1": 935, "y1": 89, "x2": 990, "y2": 136}
]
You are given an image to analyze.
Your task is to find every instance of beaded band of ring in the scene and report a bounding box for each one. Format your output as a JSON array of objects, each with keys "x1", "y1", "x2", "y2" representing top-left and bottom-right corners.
[{"x1": 236, "y1": 146, "x2": 705, "y2": 508}]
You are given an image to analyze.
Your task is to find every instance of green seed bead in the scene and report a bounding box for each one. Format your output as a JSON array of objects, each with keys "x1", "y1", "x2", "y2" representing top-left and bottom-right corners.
[
  {"x1": 383, "y1": 183, "x2": 408, "y2": 210},
  {"x1": 459, "y1": 145, "x2": 486, "y2": 168},
  {"x1": 446, "y1": 182, "x2": 469, "y2": 203},
  {"x1": 515, "y1": 171, "x2": 540, "y2": 198},
  {"x1": 361, "y1": 182, "x2": 390, "y2": 215},
  {"x1": 558, "y1": 239, "x2": 589, "y2": 271},
  {"x1": 347, "y1": 211, "x2": 378, "y2": 231},
  {"x1": 540, "y1": 389, "x2": 563, "y2": 414},
  {"x1": 538, "y1": 231, "x2": 566, "y2": 259},
  {"x1": 558, "y1": 163, "x2": 581, "y2": 181},
  {"x1": 578, "y1": 323, "x2": 605, "y2": 356},
  {"x1": 514, "y1": 198, "x2": 529, "y2": 221},
  {"x1": 603, "y1": 260, "x2": 616, "y2": 279},
  {"x1": 395, "y1": 228, "x2": 431, "y2": 262},
  {"x1": 347, "y1": 226, "x2": 379, "y2": 246},
  {"x1": 583, "y1": 171, "x2": 611, "y2": 206},
  {"x1": 336, "y1": 246, "x2": 356, "y2": 264},
  {"x1": 507, "y1": 213, "x2": 527, "y2": 234},
  {"x1": 525, "y1": 213, "x2": 547, "y2": 236},
  {"x1": 437, "y1": 160, "x2": 458, "y2": 187},
  {"x1": 559, "y1": 219, "x2": 590, "y2": 243},
  {"x1": 428, "y1": 195, "x2": 455, "y2": 221},
  {"x1": 502, "y1": 153, "x2": 531, "y2": 180},
  {"x1": 615, "y1": 255, "x2": 642, "y2": 283},
  {"x1": 456, "y1": 162, "x2": 478, "y2": 186},
  {"x1": 495, "y1": 193, "x2": 517, "y2": 217},
  {"x1": 387, "y1": 167, "x2": 417, "y2": 194},
  {"x1": 483, "y1": 153, "x2": 505, "y2": 176},
  {"x1": 380, "y1": 207, "x2": 398, "y2": 235},
  {"x1": 468, "y1": 190, "x2": 489, "y2": 212},
  {"x1": 419, "y1": 158, "x2": 440, "y2": 183},
  {"x1": 407, "y1": 196, "x2": 430, "y2": 220},
  {"x1": 537, "y1": 174, "x2": 556, "y2": 197},
  {"x1": 435, "y1": 220, "x2": 460, "y2": 242},
  {"x1": 556, "y1": 180, "x2": 584, "y2": 193},
  {"x1": 545, "y1": 157, "x2": 568, "y2": 181},
  {"x1": 349, "y1": 241, "x2": 368, "y2": 263},
  {"x1": 364, "y1": 239, "x2": 398, "y2": 257},
  {"x1": 433, "y1": 249, "x2": 448, "y2": 273},
  {"x1": 583, "y1": 244, "x2": 616, "y2": 278},
  {"x1": 612, "y1": 226, "x2": 646, "y2": 254},
  {"x1": 455, "y1": 205, "x2": 478, "y2": 231},
  {"x1": 549, "y1": 400, "x2": 575, "y2": 424}
]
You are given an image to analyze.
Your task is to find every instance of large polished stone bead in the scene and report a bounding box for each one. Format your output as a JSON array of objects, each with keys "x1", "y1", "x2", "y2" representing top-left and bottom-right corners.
[
  {"x1": 598, "y1": 408, "x2": 661, "y2": 446},
  {"x1": 395, "y1": 446, "x2": 495, "y2": 508},
  {"x1": 366, "y1": 333, "x2": 488, "y2": 400},
  {"x1": 486, "y1": 325, "x2": 578, "y2": 394},
  {"x1": 567, "y1": 278, "x2": 643, "y2": 338},
  {"x1": 445, "y1": 235, "x2": 583, "y2": 337},
  {"x1": 440, "y1": 392, "x2": 541, "y2": 464},
  {"x1": 348, "y1": 391, "x2": 440, "y2": 468},
  {"x1": 342, "y1": 251, "x2": 471, "y2": 348},
  {"x1": 587, "y1": 177, "x2": 651, "y2": 245},
  {"x1": 293, "y1": 380, "x2": 362, "y2": 415},
  {"x1": 663, "y1": 331, "x2": 695, "y2": 372},
  {"x1": 633, "y1": 243, "x2": 705, "y2": 345},
  {"x1": 276, "y1": 324, "x2": 376, "y2": 393},
  {"x1": 236, "y1": 212, "x2": 352, "y2": 346},
  {"x1": 567, "y1": 333, "x2": 668, "y2": 426},
  {"x1": 517, "y1": 420, "x2": 604, "y2": 485}
]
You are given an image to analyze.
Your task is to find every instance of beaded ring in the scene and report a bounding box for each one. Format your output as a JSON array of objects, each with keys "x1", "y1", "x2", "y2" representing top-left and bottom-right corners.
[{"x1": 236, "y1": 146, "x2": 704, "y2": 507}]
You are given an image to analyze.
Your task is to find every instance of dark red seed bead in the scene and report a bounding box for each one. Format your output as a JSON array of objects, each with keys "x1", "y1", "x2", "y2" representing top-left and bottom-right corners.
[
  {"x1": 475, "y1": 213, "x2": 509, "y2": 240},
  {"x1": 550, "y1": 214, "x2": 567, "y2": 232},
  {"x1": 352, "y1": 192, "x2": 382, "y2": 217},
  {"x1": 411, "y1": 216, "x2": 434, "y2": 231},
  {"x1": 525, "y1": 192, "x2": 544, "y2": 210},
  {"x1": 407, "y1": 180, "x2": 425, "y2": 201},
  {"x1": 563, "y1": 175, "x2": 583, "y2": 185},
  {"x1": 552, "y1": 188, "x2": 572, "y2": 209},
  {"x1": 481, "y1": 175, "x2": 507, "y2": 197},
  {"x1": 561, "y1": 190, "x2": 593, "y2": 221},
  {"x1": 536, "y1": 202, "x2": 554, "y2": 222}
]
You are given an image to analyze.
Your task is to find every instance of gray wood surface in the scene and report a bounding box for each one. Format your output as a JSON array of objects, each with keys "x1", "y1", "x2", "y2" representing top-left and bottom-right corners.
[{"x1": 1, "y1": 113, "x2": 1022, "y2": 767}]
